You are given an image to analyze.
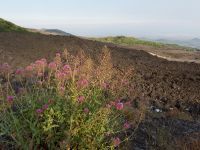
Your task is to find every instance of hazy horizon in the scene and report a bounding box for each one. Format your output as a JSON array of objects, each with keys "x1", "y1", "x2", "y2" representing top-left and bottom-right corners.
[{"x1": 1, "y1": 0, "x2": 200, "y2": 39}]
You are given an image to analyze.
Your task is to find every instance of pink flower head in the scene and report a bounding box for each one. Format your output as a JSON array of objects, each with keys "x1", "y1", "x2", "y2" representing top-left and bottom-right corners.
[
  {"x1": 25, "y1": 65, "x2": 33, "y2": 72},
  {"x1": 123, "y1": 122, "x2": 131, "y2": 129},
  {"x1": 55, "y1": 71, "x2": 66, "y2": 80},
  {"x1": 42, "y1": 104, "x2": 49, "y2": 110},
  {"x1": 15, "y1": 68, "x2": 24, "y2": 75},
  {"x1": 116, "y1": 102, "x2": 124, "y2": 110},
  {"x1": 113, "y1": 137, "x2": 121, "y2": 147},
  {"x1": 7, "y1": 96, "x2": 14, "y2": 103},
  {"x1": 77, "y1": 79, "x2": 89, "y2": 88},
  {"x1": 2, "y1": 63, "x2": 10, "y2": 70},
  {"x1": 48, "y1": 62, "x2": 57, "y2": 70},
  {"x1": 1, "y1": 63, "x2": 11, "y2": 74},
  {"x1": 62, "y1": 65, "x2": 71, "y2": 72},
  {"x1": 41, "y1": 58, "x2": 47, "y2": 64},
  {"x1": 84, "y1": 108, "x2": 89, "y2": 113},
  {"x1": 36, "y1": 108, "x2": 43, "y2": 114},
  {"x1": 78, "y1": 96, "x2": 85, "y2": 103},
  {"x1": 35, "y1": 59, "x2": 47, "y2": 71}
]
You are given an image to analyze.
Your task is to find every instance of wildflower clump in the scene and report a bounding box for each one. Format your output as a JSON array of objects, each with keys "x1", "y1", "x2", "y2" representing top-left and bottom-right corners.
[{"x1": 0, "y1": 48, "x2": 139, "y2": 149}]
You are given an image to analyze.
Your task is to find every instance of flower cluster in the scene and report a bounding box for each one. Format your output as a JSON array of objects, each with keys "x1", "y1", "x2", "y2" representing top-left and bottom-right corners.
[
  {"x1": 0, "y1": 63, "x2": 12, "y2": 75},
  {"x1": 36, "y1": 104, "x2": 49, "y2": 115},
  {"x1": 0, "y1": 50, "x2": 135, "y2": 149}
]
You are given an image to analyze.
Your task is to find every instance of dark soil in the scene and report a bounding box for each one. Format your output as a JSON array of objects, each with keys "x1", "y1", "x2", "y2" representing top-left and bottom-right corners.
[
  {"x1": 130, "y1": 117, "x2": 200, "y2": 150},
  {"x1": 1, "y1": 32, "x2": 200, "y2": 149}
]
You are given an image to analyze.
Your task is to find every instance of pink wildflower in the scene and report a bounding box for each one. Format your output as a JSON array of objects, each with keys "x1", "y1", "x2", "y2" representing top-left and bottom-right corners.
[
  {"x1": 77, "y1": 79, "x2": 89, "y2": 88},
  {"x1": 1, "y1": 63, "x2": 11, "y2": 74},
  {"x1": 25, "y1": 65, "x2": 33, "y2": 72},
  {"x1": 42, "y1": 104, "x2": 49, "y2": 110},
  {"x1": 2, "y1": 63, "x2": 10, "y2": 69},
  {"x1": 41, "y1": 58, "x2": 47, "y2": 64},
  {"x1": 62, "y1": 65, "x2": 71, "y2": 74},
  {"x1": 55, "y1": 71, "x2": 66, "y2": 80},
  {"x1": 123, "y1": 122, "x2": 131, "y2": 129},
  {"x1": 78, "y1": 96, "x2": 85, "y2": 103},
  {"x1": 48, "y1": 62, "x2": 57, "y2": 70},
  {"x1": 15, "y1": 68, "x2": 24, "y2": 75},
  {"x1": 35, "y1": 59, "x2": 46, "y2": 67},
  {"x1": 36, "y1": 108, "x2": 43, "y2": 114},
  {"x1": 113, "y1": 137, "x2": 121, "y2": 147},
  {"x1": 116, "y1": 102, "x2": 124, "y2": 110},
  {"x1": 84, "y1": 108, "x2": 89, "y2": 113},
  {"x1": 7, "y1": 96, "x2": 14, "y2": 103},
  {"x1": 35, "y1": 59, "x2": 47, "y2": 72}
]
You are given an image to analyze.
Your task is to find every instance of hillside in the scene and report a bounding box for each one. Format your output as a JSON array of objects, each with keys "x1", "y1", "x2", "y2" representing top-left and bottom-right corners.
[
  {"x1": 91, "y1": 36, "x2": 200, "y2": 63},
  {"x1": 155, "y1": 38, "x2": 200, "y2": 49},
  {"x1": 41, "y1": 29, "x2": 71, "y2": 36},
  {"x1": 0, "y1": 32, "x2": 200, "y2": 100},
  {"x1": 0, "y1": 18, "x2": 28, "y2": 32},
  {"x1": 0, "y1": 18, "x2": 71, "y2": 36},
  {"x1": 28, "y1": 28, "x2": 72, "y2": 36},
  {"x1": 92, "y1": 36, "x2": 199, "y2": 51},
  {"x1": 1, "y1": 19, "x2": 200, "y2": 149},
  {"x1": 91, "y1": 36, "x2": 163, "y2": 48}
]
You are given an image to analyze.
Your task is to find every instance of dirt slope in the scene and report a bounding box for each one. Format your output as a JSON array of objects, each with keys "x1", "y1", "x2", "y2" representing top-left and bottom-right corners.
[
  {"x1": 0, "y1": 32, "x2": 200, "y2": 105},
  {"x1": 1, "y1": 32, "x2": 200, "y2": 149}
]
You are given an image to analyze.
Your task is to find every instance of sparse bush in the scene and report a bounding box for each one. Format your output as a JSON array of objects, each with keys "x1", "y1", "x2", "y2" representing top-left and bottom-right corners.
[{"x1": 0, "y1": 47, "x2": 141, "y2": 149}]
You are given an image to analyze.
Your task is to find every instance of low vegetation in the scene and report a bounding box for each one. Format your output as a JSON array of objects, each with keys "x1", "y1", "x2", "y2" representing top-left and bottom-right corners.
[
  {"x1": 0, "y1": 18, "x2": 27, "y2": 32},
  {"x1": 91, "y1": 36, "x2": 163, "y2": 48},
  {"x1": 0, "y1": 47, "x2": 144, "y2": 149},
  {"x1": 91, "y1": 36, "x2": 200, "y2": 52}
]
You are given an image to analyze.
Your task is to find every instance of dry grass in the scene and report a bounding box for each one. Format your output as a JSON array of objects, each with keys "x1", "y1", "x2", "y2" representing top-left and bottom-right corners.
[{"x1": 175, "y1": 132, "x2": 200, "y2": 150}]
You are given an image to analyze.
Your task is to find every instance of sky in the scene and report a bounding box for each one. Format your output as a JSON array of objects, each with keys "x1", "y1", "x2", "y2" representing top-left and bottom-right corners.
[{"x1": 0, "y1": 0, "x2": 200, "y2": 39}]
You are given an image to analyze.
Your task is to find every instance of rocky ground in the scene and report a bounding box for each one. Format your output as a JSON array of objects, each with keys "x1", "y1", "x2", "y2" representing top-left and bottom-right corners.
[{"x1": 1, "y1": 32, "x2": 200, "y2": 149}]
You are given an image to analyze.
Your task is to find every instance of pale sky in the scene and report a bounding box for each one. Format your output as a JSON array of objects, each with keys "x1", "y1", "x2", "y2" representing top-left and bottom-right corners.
[{"x1": 0, "y1": 0, "x2": 199, "y2": 38}]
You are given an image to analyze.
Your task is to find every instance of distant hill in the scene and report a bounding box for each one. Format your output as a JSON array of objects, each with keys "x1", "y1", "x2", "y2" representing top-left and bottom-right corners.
[
  {"x1": 91, "y1": 36, "x2": 198, "y2": 51},
  {"x1": 41, "y1": 29, "x2": 71, "y2": 36},
  {"x1": 28, "y1": 28, "x2": 72, "y2": 36},
  {"x1": 91, "y1": 36, "x2": 163, "y2": 48},
  {"x1": 0, "y1": 18, "x2": 28, "y2": 32},
  {"x1": 0, "y1": 18, "x2": 72, "y2": 36},
  {"x1": 155, "y1": 38, "x2": 200, "y2": 49}
]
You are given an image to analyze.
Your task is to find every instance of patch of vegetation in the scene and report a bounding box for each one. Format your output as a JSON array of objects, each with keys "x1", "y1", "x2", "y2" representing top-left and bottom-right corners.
[
  {"x1": 0, "y1": 48, "x2": 143, "y2": 149},
  {"x1": 0, "y1": 18, "x2": 28, "y2": 32},
  {"x1": 91, "y1": 36, "x2": 164, "y2": 48}
]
